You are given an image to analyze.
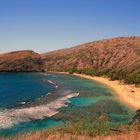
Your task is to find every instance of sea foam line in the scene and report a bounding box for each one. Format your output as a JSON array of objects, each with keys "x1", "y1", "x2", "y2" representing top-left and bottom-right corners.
[
  {"x1": 0, "y1": 92, "x2": 79, "y2": 129},
  {"x1": 47, "y1": 80, "x2": 58, "y2": 88},
  {"x1": 42, "y1": 79, "x2": 58, "y2": 88}
]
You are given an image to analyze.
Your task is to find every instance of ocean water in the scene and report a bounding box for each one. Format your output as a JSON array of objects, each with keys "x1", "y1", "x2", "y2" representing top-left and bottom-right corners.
[{"x1": 0, "y1": 72, "x2": 135, "y2": 136}]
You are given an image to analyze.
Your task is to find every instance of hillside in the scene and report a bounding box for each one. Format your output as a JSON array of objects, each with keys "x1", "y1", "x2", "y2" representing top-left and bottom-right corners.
[
  {"x1": 0, "y1": 50, "x2": 44, "y2": 72},
  {"x1": 42, "y1": 37, "x2": 140, "y2": 84},
  {"x1": 0, "y1": 37, "x2": 140, "y2": 83}
]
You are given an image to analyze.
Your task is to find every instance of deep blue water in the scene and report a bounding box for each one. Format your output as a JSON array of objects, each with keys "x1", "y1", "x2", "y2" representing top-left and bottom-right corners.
[
  {"x1": 0, "y1": 73, "x2": 135, "y2": 136},
  {"x1": 0, "y1": 73, "x2": 53, "y2": 108}
]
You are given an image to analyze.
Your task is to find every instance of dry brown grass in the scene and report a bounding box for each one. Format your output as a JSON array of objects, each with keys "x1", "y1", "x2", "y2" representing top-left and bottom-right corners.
[
  {"x1": 0, "y1": 115, "x2": 140, "y2": 140},
  {"x1": 1, "y1": 131, "x2": 140, "y2": 140}
]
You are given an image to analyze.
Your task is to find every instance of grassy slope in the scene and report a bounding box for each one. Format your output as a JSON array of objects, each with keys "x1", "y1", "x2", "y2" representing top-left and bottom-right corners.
[
  {"x1": 1, "y1": 116, "x2": 140, "y2": 140},
  {"x1": 1, "y1": 131, "x2": 140, "y2": 140}
]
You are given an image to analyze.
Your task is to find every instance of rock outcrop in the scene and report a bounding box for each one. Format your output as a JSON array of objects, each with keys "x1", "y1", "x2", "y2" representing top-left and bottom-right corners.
[{"x1": 0, "y1": 50, "x2": 44, "y2": 72}]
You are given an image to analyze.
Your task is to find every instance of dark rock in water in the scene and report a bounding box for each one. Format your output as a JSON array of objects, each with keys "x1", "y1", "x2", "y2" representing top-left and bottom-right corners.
[{"x1": 132, "y1": 110, "x2": 140, "y2": 123}]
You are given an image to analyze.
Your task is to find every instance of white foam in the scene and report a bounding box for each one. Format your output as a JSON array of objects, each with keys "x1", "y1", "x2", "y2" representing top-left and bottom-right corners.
[
  {"x1": 47, "y1": 80, "x2": 59, "y2": 88},
  {"x1": 0, "y1": 92, "x2": 79, "y2": 129},
  {"x1": 19, "y1": 102, "x2": 26, "y2": 105}
]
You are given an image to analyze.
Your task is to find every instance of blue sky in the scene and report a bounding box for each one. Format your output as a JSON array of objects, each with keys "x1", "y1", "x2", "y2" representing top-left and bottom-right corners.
[{"x1": 0, "y1": 0, "x2": 140, "y2": 53}]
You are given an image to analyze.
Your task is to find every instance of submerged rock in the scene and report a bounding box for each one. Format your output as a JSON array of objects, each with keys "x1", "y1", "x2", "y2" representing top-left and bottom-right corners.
[{"x1": 132, "y1": 110, "x2": 140, "y2": 123}]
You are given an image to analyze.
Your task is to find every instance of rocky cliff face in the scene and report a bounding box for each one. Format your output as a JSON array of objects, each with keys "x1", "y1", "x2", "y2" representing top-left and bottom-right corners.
[
  {"x1": 42, "y1": 37, "x2": 140, "y2": 73},
  {"x1": 0, "y1": 50, "x2": 44, "y2": 72},
  {"x1": 1, "y1": 37, "x2": 140, "y2": 73}
]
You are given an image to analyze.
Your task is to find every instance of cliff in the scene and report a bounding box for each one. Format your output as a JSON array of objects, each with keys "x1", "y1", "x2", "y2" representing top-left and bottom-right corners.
[
  {"x1": 0, "y1": 50, "x2": 44, "y2": 72},
  {"x1": 42, "y1": 37, "x2": 140, "y2": 72}
]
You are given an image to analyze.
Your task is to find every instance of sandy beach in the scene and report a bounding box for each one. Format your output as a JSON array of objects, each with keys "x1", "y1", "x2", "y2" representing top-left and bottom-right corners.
[{"x1": 73, "y1": 73, "x2": 140, "y2": 110}]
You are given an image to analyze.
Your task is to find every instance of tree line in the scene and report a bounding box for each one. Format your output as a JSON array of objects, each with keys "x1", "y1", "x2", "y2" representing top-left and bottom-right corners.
[{"x1": 68, "y1": 68, "x2": 140, "y2": 86}]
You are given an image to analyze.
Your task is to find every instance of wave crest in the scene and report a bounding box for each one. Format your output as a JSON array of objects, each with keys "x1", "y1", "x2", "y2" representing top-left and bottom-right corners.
[{"x1": 0, "y1": 93, "x2": 79, "y2": 129}]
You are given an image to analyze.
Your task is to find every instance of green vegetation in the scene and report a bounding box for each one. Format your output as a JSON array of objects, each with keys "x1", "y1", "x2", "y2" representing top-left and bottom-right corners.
[
  {"x1": 68, "y1": 68, "x2": 140, "y2": 86},
  {"x1": 59, "y1": 114, "x2": 110, "y2": 136},
  {"x1": 57, "y1": 114, "x2": 140, "y2": 137},
  {"x1": 1, "y1": 114, "x2": 140, "y2": 140}
]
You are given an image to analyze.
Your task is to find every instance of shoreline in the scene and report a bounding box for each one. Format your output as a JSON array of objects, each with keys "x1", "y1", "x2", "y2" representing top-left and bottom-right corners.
[
  {"x1": 72, "y1": 73, "x2": 140, "y2": 110},
  {"x1": 49, "y1": 71, "x2": 140, "y2": 110}
]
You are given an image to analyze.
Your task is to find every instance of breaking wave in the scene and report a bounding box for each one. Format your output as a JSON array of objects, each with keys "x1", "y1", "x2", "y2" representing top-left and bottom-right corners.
[
  {"x1": 47, "y1": 80, "x2": 58, "y2": 88},
  {"x1": 0, "y1": 92, "x2": 79, "y2": 129},
  {"x1": 42, "y1": 79, "x2": 58, "y2": 88}
]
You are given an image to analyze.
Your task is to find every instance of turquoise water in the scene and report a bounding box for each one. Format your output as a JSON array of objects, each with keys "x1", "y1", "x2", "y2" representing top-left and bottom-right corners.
[
  {"x1": 0, "y1": 119, "x2": 63, "y2": 136},
  {"x1": 0, "y1": 72, "x2": 135, "y2": 136},
  {"x1": 70, "y1": 97, "x2": 98, "y2": 106}
]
